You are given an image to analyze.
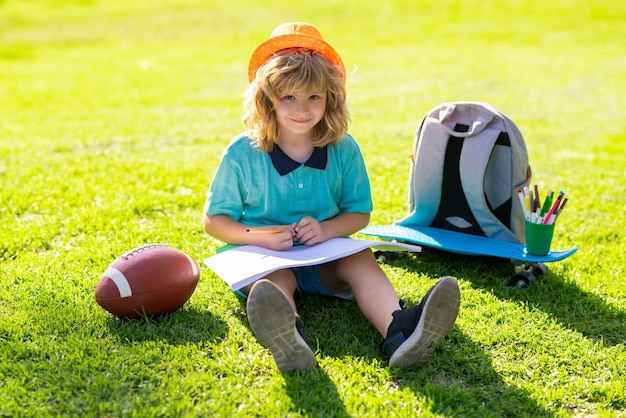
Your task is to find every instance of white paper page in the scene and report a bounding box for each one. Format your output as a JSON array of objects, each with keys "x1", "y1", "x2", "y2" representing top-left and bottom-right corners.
[{"x1": 204, "y1": 238, "x2": 421, "y2": 290}]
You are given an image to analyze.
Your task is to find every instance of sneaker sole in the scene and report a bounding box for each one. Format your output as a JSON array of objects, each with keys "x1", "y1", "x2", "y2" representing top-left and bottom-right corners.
[
  {"x1": 389, "y1": 276, "x2": 460, "y2": 368},
  {"x1": 246, "y1": 280, "x2": 316, "y2": 372}
]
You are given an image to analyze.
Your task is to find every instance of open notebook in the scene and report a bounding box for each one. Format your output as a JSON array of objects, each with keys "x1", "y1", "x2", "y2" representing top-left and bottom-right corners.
[{"x1": 204, "y1": 238, "x2": 421, "y2": 290}]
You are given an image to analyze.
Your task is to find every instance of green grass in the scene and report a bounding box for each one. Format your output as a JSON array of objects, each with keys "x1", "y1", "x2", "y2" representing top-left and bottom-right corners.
[{"x1": 1, "y1": 0, "x2": 625, "y2": 416}]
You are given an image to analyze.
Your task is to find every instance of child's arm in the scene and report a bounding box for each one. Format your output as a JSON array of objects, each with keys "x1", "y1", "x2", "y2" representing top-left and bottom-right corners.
[
  {"x1": 203, "y1": 214, "x2": 296, "y2": 251},
  {"x1": 294, "y1": 212, "x2": 370, "y2": 245}
]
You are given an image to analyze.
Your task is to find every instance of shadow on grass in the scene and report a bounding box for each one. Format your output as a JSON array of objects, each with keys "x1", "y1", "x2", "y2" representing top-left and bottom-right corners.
[
  {"x1": 390, "y1": 328, "x2": 553, "y2": 417},
  {"x1": 272, "y1": 296, "x2": 549, "y2": 416},
  {"x1": 282, "y1": 368, "x2": 352, "y2": 418},
  {"x1": 393, "y1": 250, "x2": 626, "y2": 347},
  {"x1": 104, "y1": 307, "x2": 228, "y2": 345}
]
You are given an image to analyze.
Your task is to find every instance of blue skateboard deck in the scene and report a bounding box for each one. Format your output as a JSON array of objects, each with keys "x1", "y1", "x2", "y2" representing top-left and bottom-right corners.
[{"x1": 360, "y1": 224, "x2": 577, "y2": 263}]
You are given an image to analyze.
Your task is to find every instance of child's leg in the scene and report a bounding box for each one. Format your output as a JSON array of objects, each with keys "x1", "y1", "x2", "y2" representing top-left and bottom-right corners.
[
  {"x1": 320, "y1": 249, "x2": 460, "y2": 368},
  {"x1": 319, "y1": 249, "x2": 399, "y2": 335}
]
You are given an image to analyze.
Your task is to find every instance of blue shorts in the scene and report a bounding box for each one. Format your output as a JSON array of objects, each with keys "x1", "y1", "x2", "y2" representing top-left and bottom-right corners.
[{"x1": 234, "y1": 265, "x2": 354, "y2": 300}]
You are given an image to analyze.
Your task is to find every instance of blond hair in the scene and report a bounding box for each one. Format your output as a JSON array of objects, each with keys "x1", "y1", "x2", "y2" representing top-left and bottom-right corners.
[{"x1": 243, "y1": 49, "x2": 349, "y2": 152}]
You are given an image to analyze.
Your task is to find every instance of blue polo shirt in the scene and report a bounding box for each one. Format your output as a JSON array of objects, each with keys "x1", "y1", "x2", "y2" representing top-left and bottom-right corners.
[{"x1": 205, "y1": 132, "x2": 373, "y2": 227}]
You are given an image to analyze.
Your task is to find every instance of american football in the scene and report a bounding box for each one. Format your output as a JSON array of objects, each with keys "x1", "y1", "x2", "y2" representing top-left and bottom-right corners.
[{"x1": 95, "y1": 244, "x2": 200, "y2": 319}]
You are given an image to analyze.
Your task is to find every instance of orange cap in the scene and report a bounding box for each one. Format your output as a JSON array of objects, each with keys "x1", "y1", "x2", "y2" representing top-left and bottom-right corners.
[{"x1": 247, "y1": 22, "x2": 346, "y2": 83}]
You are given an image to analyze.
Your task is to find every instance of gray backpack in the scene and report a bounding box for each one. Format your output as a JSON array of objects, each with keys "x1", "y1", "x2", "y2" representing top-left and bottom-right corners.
[{"x1": 397, "y1": 102, "x2": 532, "y2": 244}]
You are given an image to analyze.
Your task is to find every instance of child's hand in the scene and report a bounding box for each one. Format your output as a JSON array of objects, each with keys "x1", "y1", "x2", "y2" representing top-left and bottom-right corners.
[
  {"x1": 247, "y1": 224, "x2": 296, "y2": 251},
  {"x1": 294, "y1": 216, "x2": 325, "y2": 245},
  {"x1": 260, "y1": 231, "x2": 295, "y2": 251}
]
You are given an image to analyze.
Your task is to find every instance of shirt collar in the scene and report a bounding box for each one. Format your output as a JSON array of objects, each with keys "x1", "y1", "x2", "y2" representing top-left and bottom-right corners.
[{"x1": 269, "y1": 145, "x2": 328, "y2": 176}]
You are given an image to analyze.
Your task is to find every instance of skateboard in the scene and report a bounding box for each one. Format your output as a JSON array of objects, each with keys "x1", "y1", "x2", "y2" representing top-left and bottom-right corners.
[{"x1": 360, "y1": 224, "x2": 577, "y2": 287}]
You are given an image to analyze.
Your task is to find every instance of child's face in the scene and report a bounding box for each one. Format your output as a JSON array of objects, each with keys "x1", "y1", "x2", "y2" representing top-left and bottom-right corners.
[{"x1": 273, "y1": 91, "x2": 326, "y2": 141}]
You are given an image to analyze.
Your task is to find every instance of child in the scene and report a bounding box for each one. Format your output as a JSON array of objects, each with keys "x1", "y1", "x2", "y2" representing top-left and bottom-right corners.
[{"x1": 203, "y1": 22, "x2": 460, "y2": 372}]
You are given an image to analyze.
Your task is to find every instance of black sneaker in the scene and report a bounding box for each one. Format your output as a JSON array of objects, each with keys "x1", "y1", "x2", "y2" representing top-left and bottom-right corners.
[
  {"x1": 382, "y1": 276, "x2": 460, "y2": 368},
  {"x1": 246, "y1": 279, "x2": 316, "y2": 372}
]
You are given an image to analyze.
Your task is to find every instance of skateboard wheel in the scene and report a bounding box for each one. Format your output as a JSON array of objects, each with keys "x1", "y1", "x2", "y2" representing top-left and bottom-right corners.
[
  {"x1": 531, "y1": 263, "x2": 548, "y2": 277},
  {"x1": 374, "y1": 251, "x2": 390, "y2": 264},
  {"x1": 374, "y1": 251, "x2": 402, "y2": 264},
  {"x1": 508, "y1": 269, "x2": 536, "y2": 288}
]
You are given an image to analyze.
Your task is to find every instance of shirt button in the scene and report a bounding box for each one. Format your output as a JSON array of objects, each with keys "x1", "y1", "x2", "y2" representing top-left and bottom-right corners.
[{"x1": 298, "y1": 183, "x2": 304, "y2": 189}]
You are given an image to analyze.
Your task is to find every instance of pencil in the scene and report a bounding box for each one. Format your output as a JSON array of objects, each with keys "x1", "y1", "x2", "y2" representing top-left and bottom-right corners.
[{"x1": 245, "y1": 228, "x2": 288, "y2": 234}]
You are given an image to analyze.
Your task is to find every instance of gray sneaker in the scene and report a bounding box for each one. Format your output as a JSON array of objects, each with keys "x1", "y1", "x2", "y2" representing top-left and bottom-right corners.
[
  {"x1": 246, "y1": 279, "x2": 316, "y2": 372},
  {"x1": 382, "y1": 276, "x2": 460, "y2": 368}
]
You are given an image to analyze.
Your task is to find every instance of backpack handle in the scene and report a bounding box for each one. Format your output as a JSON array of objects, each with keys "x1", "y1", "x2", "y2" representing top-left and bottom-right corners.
[{"x1": 438, "y1": 103, "x2": 495, "y2": 137}]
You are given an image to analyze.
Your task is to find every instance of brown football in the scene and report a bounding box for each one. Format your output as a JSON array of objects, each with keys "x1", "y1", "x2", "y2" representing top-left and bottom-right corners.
[{"x1": 95, "y1": 244, "x2": 199, "y2": 319}]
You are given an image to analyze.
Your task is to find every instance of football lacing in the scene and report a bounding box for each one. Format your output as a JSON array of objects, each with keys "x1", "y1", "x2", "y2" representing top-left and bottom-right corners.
[{"x1": 120, "y1": 244, "x2": 168, "y2": 259}]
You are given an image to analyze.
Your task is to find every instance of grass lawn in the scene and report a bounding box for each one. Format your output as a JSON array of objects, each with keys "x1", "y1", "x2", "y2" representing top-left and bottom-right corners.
[{"x1": 1, "y1": 0, "x2": 625, "y2": 416}]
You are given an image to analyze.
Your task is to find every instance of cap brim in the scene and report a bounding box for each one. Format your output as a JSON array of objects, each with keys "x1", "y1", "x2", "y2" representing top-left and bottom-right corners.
[{"x1": 248, "y1": 34, "x2": 346, "y2": 83}]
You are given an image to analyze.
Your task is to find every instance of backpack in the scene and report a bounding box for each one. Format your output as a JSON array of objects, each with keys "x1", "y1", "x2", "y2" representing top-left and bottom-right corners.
[{"x1": 397, "y1": 102, "x2": 532, "y2": 244}]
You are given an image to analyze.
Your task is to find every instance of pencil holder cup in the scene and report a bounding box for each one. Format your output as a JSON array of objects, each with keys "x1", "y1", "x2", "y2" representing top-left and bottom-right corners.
[{"x1": 525, "y1": 221, "x2": 555, "y2": 256}]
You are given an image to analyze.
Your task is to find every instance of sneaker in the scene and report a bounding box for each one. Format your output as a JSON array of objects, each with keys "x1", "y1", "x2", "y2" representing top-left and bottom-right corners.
[
  {"x1": 246, "y1": 279, "x2": 316, "y2": 372},
  {"x1": 382, "y1": 276, "x2": 460, "y2": 368}
]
